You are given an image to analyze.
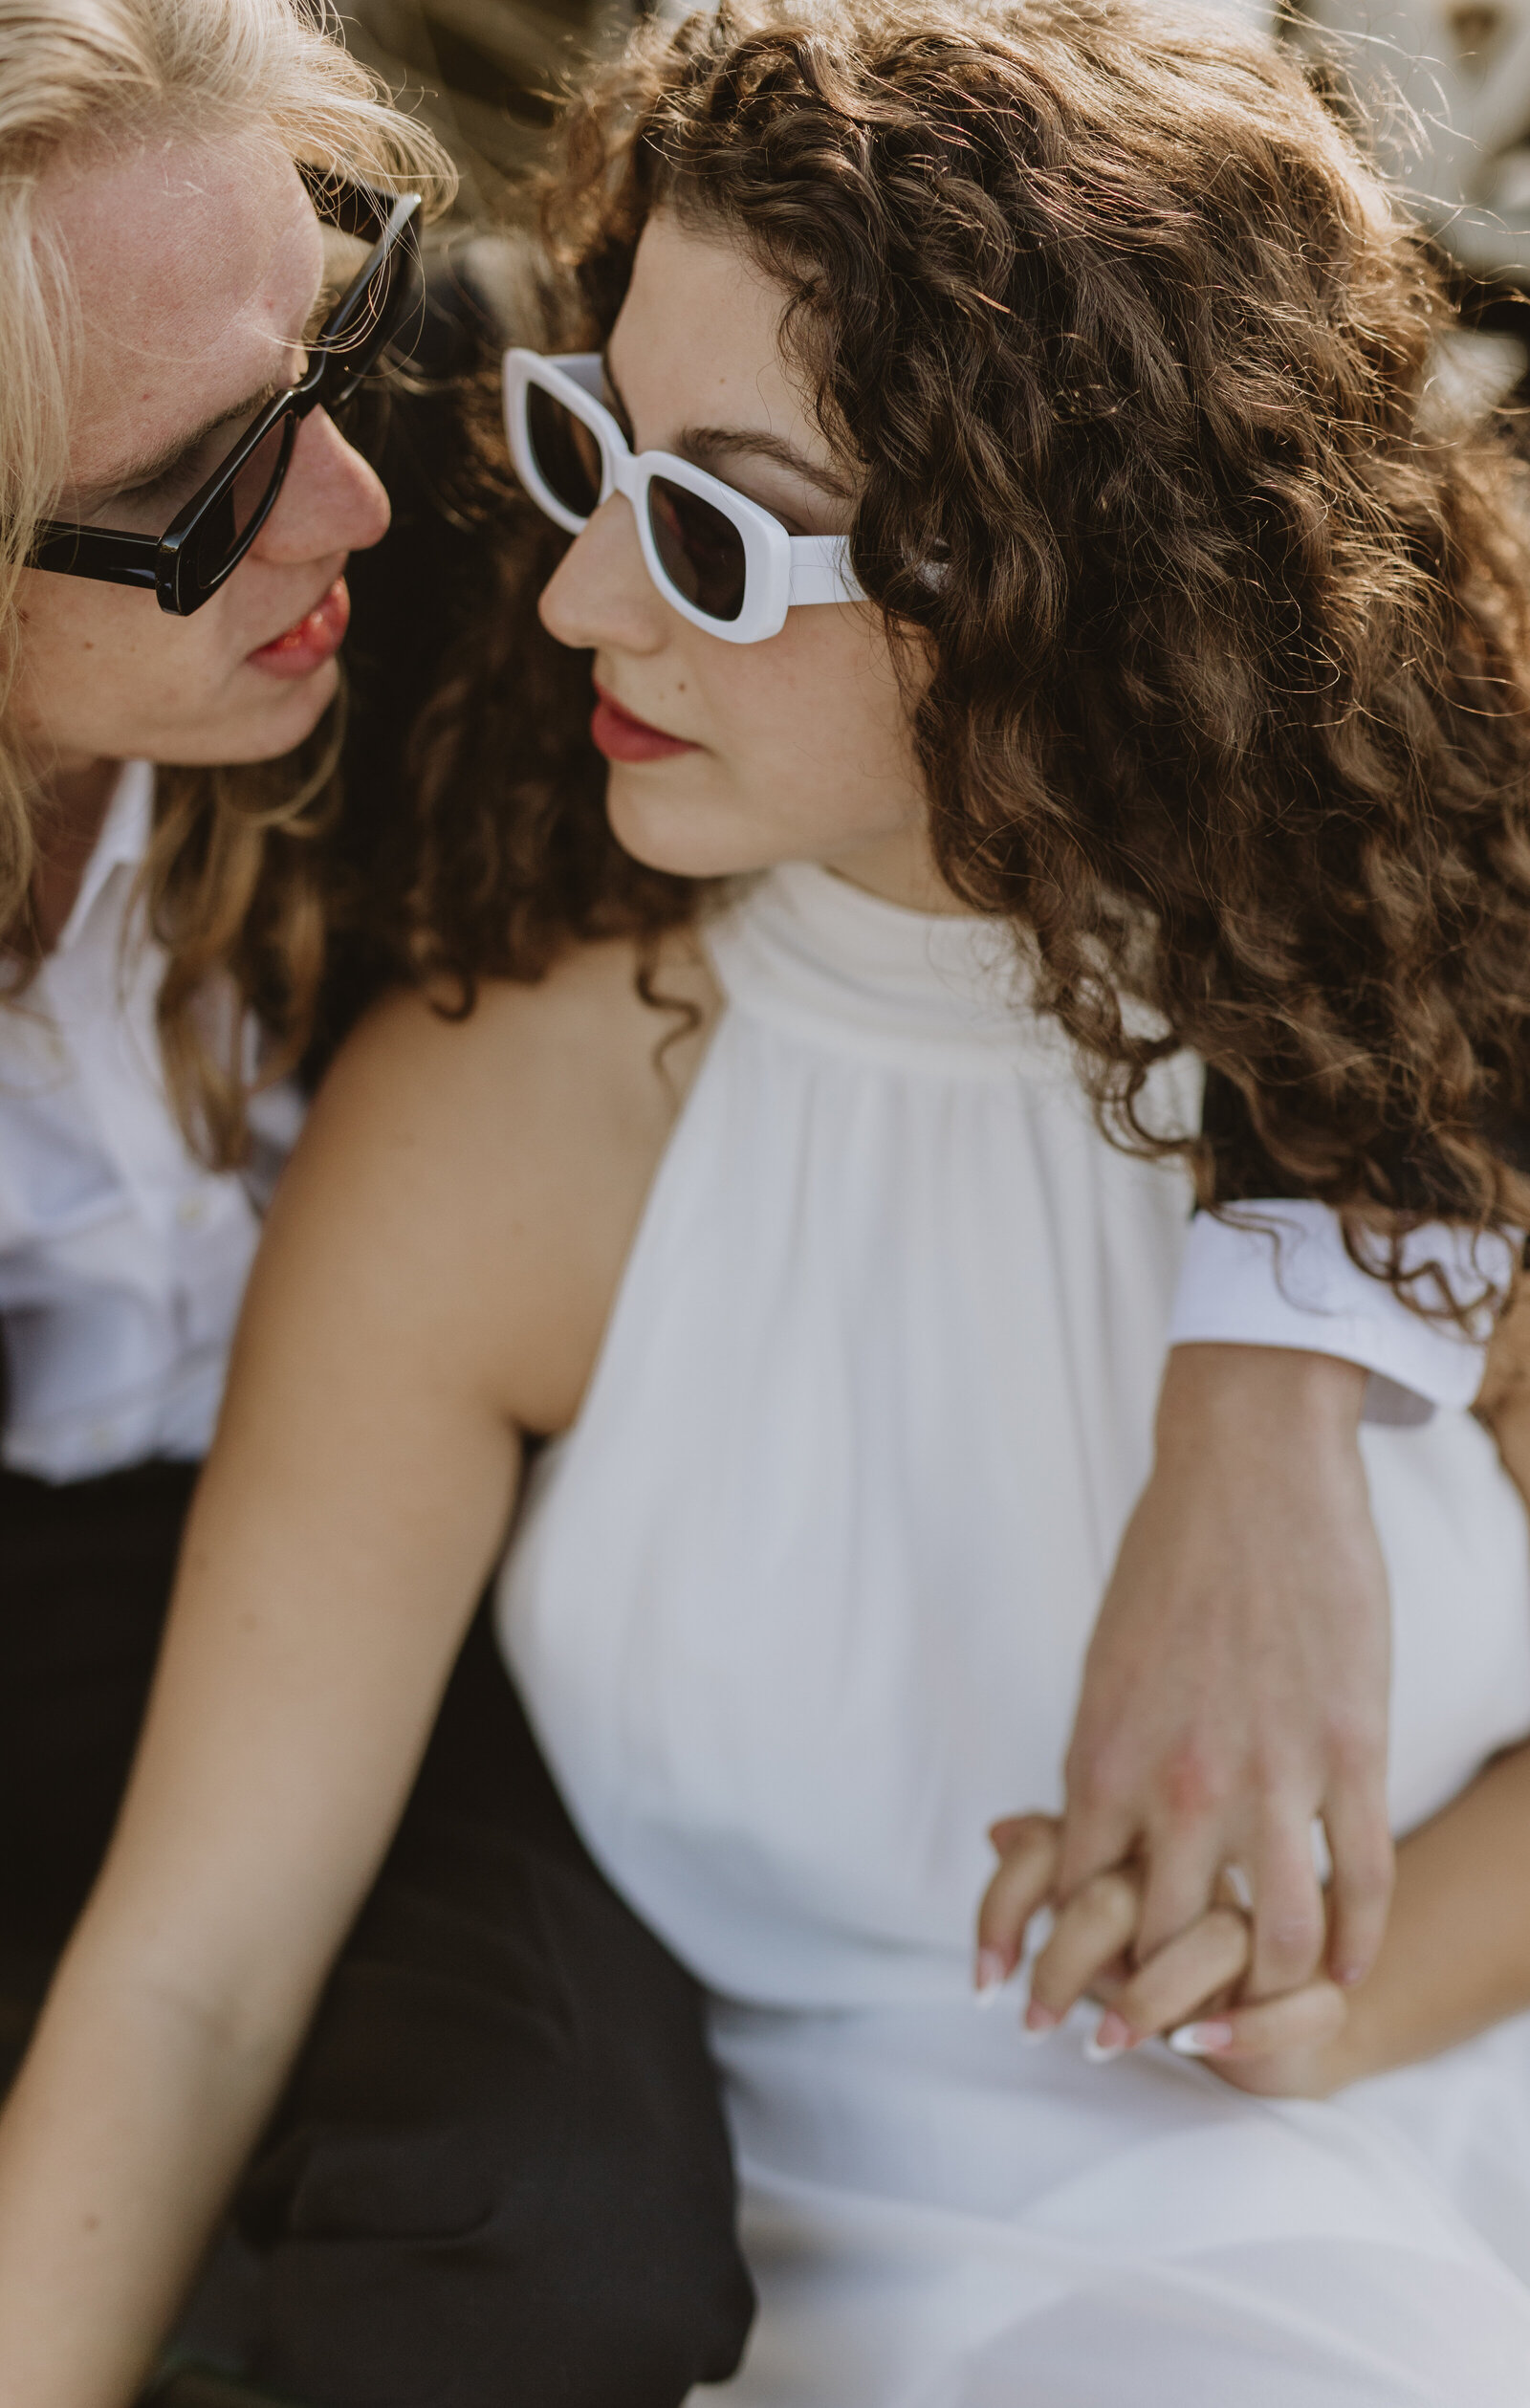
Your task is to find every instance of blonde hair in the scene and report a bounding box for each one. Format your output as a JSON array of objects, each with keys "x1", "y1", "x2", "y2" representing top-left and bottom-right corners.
[{"x1": 0, "y1": 0, "x2": 455, "y2": 1158}]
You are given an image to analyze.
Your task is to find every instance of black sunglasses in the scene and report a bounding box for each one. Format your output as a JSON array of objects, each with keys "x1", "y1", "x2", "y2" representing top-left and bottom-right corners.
[{"x1": 29, "y1": 186, "x2": 424, "y2": 618}]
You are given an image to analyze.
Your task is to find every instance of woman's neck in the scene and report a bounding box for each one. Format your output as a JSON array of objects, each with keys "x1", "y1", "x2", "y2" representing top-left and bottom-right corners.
[
  {"x1": 30, "y1": 755, "x2": 120, "y2": 951},
  {"x1": 818, "y1": 823, "x2": 971, "y2": 917}
]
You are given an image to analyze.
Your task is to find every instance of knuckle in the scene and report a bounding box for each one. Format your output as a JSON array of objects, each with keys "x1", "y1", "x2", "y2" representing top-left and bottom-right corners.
[
  {"x1": 1250, "y1": 1800, "x2": 1322, "y2": 1875},
  {"x1": 1070, "y1": 1867, "x2": 1140, "y2": 1937},
  {"x1": 1155, "y1": 1742, "x2": 1230, "y2": 1826},
  {"x1": 993, "y1": 1812, "x2": 1057, "y2": 1861},
  {"x1": 1336, "y1": 1853, "x2": 1394, "y2": 1908},
  {"x1": 1140, "y1": 1871, "x2": 1219, "y2": 1943},
  {"x1": 1324, "y1": 1712, "x2": 1388, "y2": 1779},
  {"x1": 1016, "y1": 1811, "x2": 1062, "y2": 1850},
  {"x1": 1245, "y1": 1744, "x2": 1310, "y2": 1807},
  {"x1": 1065, "y1": 1742, "x2": 1136, "y2": 1819},
  {"x1": 1265, "y1": 1910, "x2": 1323, "y2": 1957},
  {"x1": 1205, "y1": 1905, "x2": 1252, "y2": 1952},
  {"x1": 1258, "y1": 1926, "x2": 1323, "y2": 1982},
  {"x1": 1096, "y1": 1862, "x2": 1143, "y2": 1910}
]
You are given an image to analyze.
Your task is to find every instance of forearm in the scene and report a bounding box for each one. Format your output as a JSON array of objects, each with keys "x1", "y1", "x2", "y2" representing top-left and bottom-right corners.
[
  {"x1": 0, "y1": 1926, "x2": 304, "y2": 2407},
  {"x1": 1154, "y1": 1340, "x2": 1369, "y2": 1461},
  {"x1": 1063, "y1": 1337, "x2": 1390, "y2": 1997},
  {"x1": 1338, "y1": 1742, "x2": 1530, "y2": 2086}
]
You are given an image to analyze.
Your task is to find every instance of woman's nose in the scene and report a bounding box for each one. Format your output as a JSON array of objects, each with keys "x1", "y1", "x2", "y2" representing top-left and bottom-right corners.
[
  {"x1": 252, "y1": 406, "x2": 391, "y2": 566},
  {"x1": 538, "y1": 493, "x2": 667, "y2": 655}
]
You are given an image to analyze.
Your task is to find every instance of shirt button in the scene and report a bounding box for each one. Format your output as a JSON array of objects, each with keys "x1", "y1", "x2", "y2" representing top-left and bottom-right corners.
[
  {"x1": 177, "y1": 1193, "x2": 208, "y2": 1228},
  {"x1": 90, "y1": 1423, "x2": 119, "y2": 1457}
]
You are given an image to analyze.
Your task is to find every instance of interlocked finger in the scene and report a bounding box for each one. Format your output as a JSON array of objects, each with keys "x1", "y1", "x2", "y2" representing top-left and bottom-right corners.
[
  {"x1": 1134, "y1": 1817, "x2": 1229, "y2": 1967},
  {"x1": 1322, "y1": 1774, "x2": 1394, "y2": 1988},
  {"x1": 976, "y1": 1815, "x2": 1060, "y2": 1986},
  {"x1": 1247, "y1": 1808, "x2": 1328, "y2": 1999},
  {"x1": 1053, "y1": 1789, "x2": 1141, "y2": 1919},
  {"x1": 1104, "y1": 1903, "x2": 1251, "y2": 2044},
  {"x1": 1028, "y1": 1863, "x2": 1142, "y2": 2030}
]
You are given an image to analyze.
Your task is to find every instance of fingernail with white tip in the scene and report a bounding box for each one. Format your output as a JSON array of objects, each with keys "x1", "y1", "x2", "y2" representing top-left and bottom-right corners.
[
  {"x1": 1168, "y1": 2021, "x2": 1235, "y2": 2057},
  {"x1": 1084, "y1": 2009, "x2": 1130, "y2": 2064},
  {"x1": 973, "y1": 1948, "x2": 1010, "y2": 2004}
]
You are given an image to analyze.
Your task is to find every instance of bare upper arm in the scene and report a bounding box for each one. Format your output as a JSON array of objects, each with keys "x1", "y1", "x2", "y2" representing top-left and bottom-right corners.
[
  {"x1": 83, "y1": 932, "x2": 719, "y2": 2040},
  {"x1": 242, "y1": 930, "x2": 717, "y2": 1425}
]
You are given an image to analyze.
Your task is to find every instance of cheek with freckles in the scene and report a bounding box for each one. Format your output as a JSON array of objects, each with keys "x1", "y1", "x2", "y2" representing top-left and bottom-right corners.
[
  {"x1": 11, "y1": 569, "x2": 337, "y2": 770},
  {"x1": 605, "y1": 604, "x2": 929, "y2": 880}
]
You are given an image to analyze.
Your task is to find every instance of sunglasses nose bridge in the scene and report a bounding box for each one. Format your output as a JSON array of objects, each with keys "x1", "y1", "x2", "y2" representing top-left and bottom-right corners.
[{"x1": 603, "y1": 438, "x2": 647, "y2": 521}]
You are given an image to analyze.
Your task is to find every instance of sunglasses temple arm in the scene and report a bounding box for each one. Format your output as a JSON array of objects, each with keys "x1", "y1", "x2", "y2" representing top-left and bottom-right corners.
[
  {"x1": 323, "y1": 195, "x2": 422, "y2": 346},
  {"x1": 28, "y1": 524, "x2": 160, "y2": 590},
  {"x1": 787, "y1": 537, "x2": 864, "y2": 607}
]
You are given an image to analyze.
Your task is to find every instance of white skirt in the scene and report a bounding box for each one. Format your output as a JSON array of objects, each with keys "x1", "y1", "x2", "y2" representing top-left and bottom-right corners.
[{"x1": 698, "y1": 1999, "x2": 1530, "y2": 2406}]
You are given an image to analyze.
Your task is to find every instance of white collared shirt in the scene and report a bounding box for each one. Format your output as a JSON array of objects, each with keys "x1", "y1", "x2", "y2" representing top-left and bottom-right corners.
[
  {"x1": 0, "y1": 764, "x2": 1494, "y2": 1487},
  {"x1": 0, "y1": 762, "x2": 305, "y2": 1481}
]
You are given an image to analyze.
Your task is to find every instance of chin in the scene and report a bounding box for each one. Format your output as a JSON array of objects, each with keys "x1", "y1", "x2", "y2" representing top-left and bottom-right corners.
[
  {"x1": 210, "y1": 655, "x2": 341, "y2": 765},
  {"x1": 605, "y1": 765, "x2": 776, "y2": 882}
]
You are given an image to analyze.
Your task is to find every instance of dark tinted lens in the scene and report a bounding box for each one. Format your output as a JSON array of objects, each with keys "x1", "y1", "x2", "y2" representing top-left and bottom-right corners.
[
  {"x1": 525, "y1": 385, "x2": 603, "y2": 520},
  {"x1": 230, "y1": 416, "x2": 292, "y2": 540},
  {"x1": 647, "y1": 476, "x2": 747, "y2": 622},
  {"x1": 188, "y1": 415, "x2": 291, "y2": 592}
]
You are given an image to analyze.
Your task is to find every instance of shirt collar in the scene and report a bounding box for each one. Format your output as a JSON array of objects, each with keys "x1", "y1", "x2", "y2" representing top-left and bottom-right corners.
[{"x1": 54, "y1": 758, "x2": 155, "y2": 956}]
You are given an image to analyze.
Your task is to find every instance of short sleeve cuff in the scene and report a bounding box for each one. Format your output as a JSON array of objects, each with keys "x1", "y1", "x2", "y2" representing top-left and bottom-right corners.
[{"x1": 1168, "y1": 1202, "x2": 1516, "y2": 1413}]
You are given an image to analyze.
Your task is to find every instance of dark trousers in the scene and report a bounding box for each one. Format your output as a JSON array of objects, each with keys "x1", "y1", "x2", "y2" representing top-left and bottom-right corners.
[{"x1": 0, "y1": 1462, "x2": 754, "y2": 2407}]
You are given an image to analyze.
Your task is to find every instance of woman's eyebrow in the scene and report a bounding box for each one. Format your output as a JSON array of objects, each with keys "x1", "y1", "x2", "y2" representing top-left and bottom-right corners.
[
  {"x1": 601, "y1": 349, "x2": 851, "y2": 500},
  {"x1": 680, "y1": 425, "x2": 853, "y2": 502}
]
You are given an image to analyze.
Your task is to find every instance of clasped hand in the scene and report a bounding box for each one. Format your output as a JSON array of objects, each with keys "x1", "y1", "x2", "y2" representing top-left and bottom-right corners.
[
  {"x1": 984, "y1": 1341, "x2": 1394, "y2": 2096},
  {"x1": 975, "y1": 1813, "x2": 1355, "y2": 2097},
  {"x1": 1056, "y1": 1344, "x2": 1394, "y2": 2004}
]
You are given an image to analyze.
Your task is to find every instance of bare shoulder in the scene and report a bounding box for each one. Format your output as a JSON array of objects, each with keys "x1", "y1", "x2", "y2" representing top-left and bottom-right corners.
[
  {"x1": 262, "y1": 929, "x2": 722, "y2": 1435},
  {"x1": 317, "y1": 929, "x2": 719, "y2": 1179}
]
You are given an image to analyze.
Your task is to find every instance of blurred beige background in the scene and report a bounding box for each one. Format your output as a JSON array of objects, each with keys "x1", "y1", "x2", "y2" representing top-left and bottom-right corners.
[
  {"x1": 341, "y1": 0, "x2": 1530, "y2": 414},
  {"x1": 342, "y1": 0, "x2": 1530, "y2": 273},
  {"x1": 340, "y1": 0, "x2": 635, "y2": 210}
]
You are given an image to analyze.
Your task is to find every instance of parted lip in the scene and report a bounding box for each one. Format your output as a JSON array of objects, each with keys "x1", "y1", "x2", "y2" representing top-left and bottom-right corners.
[
  {"x1": 250, "y1": 566, "x2": 347, "y2": 655},
  {"x1": 592, "y1": 678, "x2": 689, "y2": 746}
]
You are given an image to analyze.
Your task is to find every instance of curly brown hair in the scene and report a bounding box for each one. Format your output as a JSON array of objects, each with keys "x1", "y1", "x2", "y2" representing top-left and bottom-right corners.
[
  {"x1": 402, "y1": 336, "x2": 699, "y2": 1000},
  {"x1": 412, "y1": 0, "x2": 1530, "y2": 1310}
]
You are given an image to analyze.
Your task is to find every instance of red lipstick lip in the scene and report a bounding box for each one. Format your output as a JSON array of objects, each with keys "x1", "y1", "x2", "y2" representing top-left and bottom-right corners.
[
  {"x1": 590, "y1": 681, "x2": 699, "y2": 764},
  {"x1": 248, "y1": 576, "x2": 350, "y2": 679}
]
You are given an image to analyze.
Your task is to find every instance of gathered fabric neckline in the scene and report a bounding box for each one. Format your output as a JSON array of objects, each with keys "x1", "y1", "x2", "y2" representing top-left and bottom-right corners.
[{"x1": 703, "y1": 861, "x2": 1063, "y2": 1080}]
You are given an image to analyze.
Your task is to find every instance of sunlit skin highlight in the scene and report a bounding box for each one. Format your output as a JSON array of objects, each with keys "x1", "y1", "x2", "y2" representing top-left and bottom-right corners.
[{"x1": 12, "y1": 124, "x2": 391, "y2": 924}]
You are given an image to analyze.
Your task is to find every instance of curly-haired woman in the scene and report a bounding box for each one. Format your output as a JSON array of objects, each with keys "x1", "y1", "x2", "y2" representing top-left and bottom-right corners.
[{"x1": 11, "y1": 0, "x2": 1530, "y2": 2399}]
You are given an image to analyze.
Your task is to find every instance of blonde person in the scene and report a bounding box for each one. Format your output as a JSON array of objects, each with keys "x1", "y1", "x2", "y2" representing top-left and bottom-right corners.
[
  {"x1": 11, "y1": 3, "x2": 1530, "y2": 2401},
  {"x1": 0, "y1": 3, "x2": 753, "y2": 2397}
]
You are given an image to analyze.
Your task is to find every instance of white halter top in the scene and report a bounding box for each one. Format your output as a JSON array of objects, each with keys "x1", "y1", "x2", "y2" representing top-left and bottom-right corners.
[{"x1": 495, "y1": 863, "x2": 1530, "y2": 2013}]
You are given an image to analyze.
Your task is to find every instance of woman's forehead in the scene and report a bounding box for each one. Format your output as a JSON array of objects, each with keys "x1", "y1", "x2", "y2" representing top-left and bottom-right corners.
[
  {"x1": 38, "y1": 129, "x2": 322, "y2": 494},
  {"x1": 613, "y1": 211, "x2": 836, "y2": 470}
]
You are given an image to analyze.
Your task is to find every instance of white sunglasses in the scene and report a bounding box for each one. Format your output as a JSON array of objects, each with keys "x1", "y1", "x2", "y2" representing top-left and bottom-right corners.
[{"x1": 502, "y1": 349, "x2": 864, "y2": 644}]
